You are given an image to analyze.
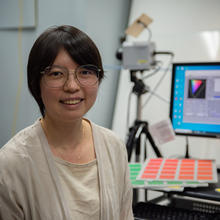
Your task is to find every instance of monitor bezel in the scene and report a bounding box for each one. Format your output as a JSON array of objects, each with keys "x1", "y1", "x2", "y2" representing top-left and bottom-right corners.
[{"x1": 170, "y1": 61, "x2": 220, "y2": 138}]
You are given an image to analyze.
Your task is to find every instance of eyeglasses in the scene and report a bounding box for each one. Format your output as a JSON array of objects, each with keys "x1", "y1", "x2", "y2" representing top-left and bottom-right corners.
[{"x1": 40, "y1": 64, "x2": 101, "y2": 88}]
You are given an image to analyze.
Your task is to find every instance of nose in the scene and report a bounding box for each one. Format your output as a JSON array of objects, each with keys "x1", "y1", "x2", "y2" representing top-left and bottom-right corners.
[{"x1": 63, "y1": 74, "x2": 80, "y2": 92}]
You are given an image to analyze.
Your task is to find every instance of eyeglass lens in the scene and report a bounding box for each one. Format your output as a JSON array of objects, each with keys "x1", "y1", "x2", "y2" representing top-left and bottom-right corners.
[{"x1": 43, "y1": 65, "x2": 99, "y2": 87}]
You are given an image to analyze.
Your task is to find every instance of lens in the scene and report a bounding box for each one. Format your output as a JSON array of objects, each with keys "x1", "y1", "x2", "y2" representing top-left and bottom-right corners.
[
  {"x1": 42, "y1": 65, "x2": 100, "y2": 88},
  {"x1": 76, "y1": 65, "x2": 99, "y2": 86},
  {"x1": 43, "y1": 66, "x2": 67, "y2": 88}
]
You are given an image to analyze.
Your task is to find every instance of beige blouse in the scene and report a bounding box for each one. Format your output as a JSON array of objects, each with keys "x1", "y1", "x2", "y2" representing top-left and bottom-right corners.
[
  {"x1": 0, "y1": 119, "x2": 134, "y2": 220},
  {"x1": 55, "y1": 157, "x2": 100, "y2": 220}
]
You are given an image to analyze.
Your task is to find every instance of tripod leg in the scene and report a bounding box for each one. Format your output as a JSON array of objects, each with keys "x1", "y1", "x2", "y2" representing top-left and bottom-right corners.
[
  {"x1": 126, "y1": 125, "x2": 140, "y2": 161},
  {"x1": 145, "y1": 128, "x2": 162, "y2": 157},
  {"x1": 133, "y1": 139, "x2": 141, "y2": 204},
  {"x1": 135, "y1": 138, "x2": 141, "y2": 161}
]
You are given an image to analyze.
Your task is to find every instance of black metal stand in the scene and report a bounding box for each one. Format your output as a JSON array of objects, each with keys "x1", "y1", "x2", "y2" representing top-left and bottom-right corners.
[
  {"x1": 126, "y1": 70, "x2": 162, "y2": 204},
  {"x1": 127, "y1": 120, "x2": 162, "y2": 161}
]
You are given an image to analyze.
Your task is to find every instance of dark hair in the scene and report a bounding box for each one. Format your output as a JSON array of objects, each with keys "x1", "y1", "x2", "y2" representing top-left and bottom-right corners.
[{"x1": 27, "y1": 25, "x2": 104, "y2": 116}]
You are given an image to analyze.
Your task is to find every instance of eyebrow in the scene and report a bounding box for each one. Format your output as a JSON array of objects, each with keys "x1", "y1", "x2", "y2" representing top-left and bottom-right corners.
[
  {"x1": 50, "y1": 65, "x2": 66, "y2": 68},
  {"x1": 50, "y1": 64, "x2": 80, "y2": 71}
]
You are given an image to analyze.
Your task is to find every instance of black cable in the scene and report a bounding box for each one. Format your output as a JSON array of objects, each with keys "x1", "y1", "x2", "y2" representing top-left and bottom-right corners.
[
  {"x1": 154, "y1": 51, "x2": 174, "y2": 56},
  {"x1": 185, "y1": 136, "x2": 190, "y2": 158}
]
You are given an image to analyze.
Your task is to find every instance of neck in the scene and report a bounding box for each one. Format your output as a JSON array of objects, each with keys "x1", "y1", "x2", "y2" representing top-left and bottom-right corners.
[{"x1": 41, "y1": 115, "x2": 86, "y2": 150}]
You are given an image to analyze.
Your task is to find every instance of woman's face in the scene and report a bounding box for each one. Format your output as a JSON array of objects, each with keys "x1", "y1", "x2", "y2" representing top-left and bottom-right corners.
[{"x1": 40, "y1": 49, "x2": 99, "y2": 123}]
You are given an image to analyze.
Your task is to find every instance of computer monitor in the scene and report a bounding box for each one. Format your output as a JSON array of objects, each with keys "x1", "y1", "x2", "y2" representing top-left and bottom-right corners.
[{"x1": 170, "y1": 62, "x2": 220, "y2": 138}]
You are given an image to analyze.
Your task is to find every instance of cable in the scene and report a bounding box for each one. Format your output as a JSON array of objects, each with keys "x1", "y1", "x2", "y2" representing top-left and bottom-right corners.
[
  {"x1": 11, "y1": 0, "x2": 24, "y2": 136},
  {"x1": 168, "y1": 136, "x2": 190, "y2": 159},
  {"x1": 146, "y1": 27, "x2": 152, "y2": 42},
  {"x1": 126, "y1": 88, "x2": 133, "y2": 132},
  {"x1": 136, "y1": 19, "x2": 152, "y2": 42},
  {"x1": 185, "y1": 136, "x2": 190, "y2": 158},
  {"x1": 154, "y1": 51, "x2": 174, "y2": 56},
  {"x1": 148, "y1": 89, "x2": 170, "y2": 104},
  {"x1": 141, "y1": 52, "x2": 174, "y2": 109},
  {"x1": 141, "y1": 60, "x2": 163, "y2": 80}
]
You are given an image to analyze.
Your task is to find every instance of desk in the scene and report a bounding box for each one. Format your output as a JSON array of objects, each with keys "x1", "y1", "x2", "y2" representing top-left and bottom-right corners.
[
  {"x1": 165, "y1": 171, "x2": 220, "y2": 213},
  {"x1": 132, "y1": 171, "x2": 220, "y2": 219},
  {"x1": 130, "y1": 161, "x2": 220, "y2": 212}
]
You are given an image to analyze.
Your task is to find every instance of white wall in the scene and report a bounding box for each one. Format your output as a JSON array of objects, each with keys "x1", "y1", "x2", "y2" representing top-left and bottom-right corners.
[{"x1": 113, "y1": 0, "x2": 220, "y2": 165}]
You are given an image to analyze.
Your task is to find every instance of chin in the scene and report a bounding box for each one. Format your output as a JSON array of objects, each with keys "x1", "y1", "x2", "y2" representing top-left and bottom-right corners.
[{"x1": 59, "y1": 112, "x2": 85, "y2": 122}]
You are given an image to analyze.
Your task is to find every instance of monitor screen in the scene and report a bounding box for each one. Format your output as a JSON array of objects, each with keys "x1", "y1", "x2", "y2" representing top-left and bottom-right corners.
[{"x1": 170, "y1": 62, "x2": 220, "y2": 138}]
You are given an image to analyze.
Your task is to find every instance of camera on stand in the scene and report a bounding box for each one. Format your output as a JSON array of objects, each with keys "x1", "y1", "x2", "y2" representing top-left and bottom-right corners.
[{"x1": 118, "y1": 41, "x2": 156, "y2": 71}]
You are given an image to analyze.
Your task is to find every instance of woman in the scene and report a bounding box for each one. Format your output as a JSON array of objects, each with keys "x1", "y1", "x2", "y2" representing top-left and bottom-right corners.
[{"x1": 0, "y1": 25, "x2": 133, "y2": 220}]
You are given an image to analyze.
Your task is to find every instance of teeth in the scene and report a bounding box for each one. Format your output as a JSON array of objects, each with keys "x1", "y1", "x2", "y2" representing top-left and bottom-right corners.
[{"x1": 63, "y1": 100, "x2": 81, "y2": 105}]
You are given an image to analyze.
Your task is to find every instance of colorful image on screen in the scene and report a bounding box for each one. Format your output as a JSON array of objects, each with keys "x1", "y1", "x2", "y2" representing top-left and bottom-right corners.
[{"x1": 188, "y1": 79, "x2": 206, "y2": 98}]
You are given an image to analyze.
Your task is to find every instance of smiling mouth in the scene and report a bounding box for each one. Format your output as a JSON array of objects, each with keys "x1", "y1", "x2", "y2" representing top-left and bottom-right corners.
[{"x1": 60, "y1": 99, "x2": 83, "y2": 105}]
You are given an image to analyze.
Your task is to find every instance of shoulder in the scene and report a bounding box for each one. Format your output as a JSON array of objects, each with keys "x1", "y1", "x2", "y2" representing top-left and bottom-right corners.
[
  {"x1": 0, "y1": 120, "x2": 41, "y2": 169},
  {"x1": 0, "y1": 120, "x2": 44, "y2": 190},
  {"x1": 1, "y1": 121, "x2": 39, "y2": 152}
]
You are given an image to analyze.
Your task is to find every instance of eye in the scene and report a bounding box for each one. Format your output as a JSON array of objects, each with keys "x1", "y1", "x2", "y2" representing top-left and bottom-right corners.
[
  {"x1": 81, "y1": 70, "x2": 94, "y2": 75},
  {"x1": 78, "y1": 67, "x2": 97, "y2": 77},
  {"x1": 46, "y1": 67, "x2": 66, "y2": 79},
  {"x1": 48, "y1": 71, "x2": 64, "y2": 77}
]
